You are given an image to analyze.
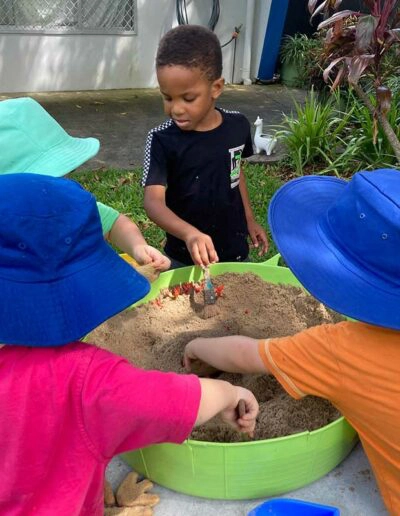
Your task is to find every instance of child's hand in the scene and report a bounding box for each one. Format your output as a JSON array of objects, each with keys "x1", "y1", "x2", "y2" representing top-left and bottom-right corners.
[
  {"x1": 247, "y1": 220, "x2": 269, "y2": 256},
  {"x1": 184, "y1": 230, "x2": 219, "y2": 267},
  {"x1": 133, "y1": 245, "x2": 171, "y2": 271},
  {"x1": 184, "y1": 337, "x2": 208, "y2": 371},
  {"x1": 220, "y1": 386, "x2": 258, "y2": 437},
  {"x1": 183, "y1": 337, "x2": 221, "y2": 377}
]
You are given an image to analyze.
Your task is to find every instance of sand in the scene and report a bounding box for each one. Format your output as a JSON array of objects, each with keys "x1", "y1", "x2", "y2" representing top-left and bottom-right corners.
[{"x1": 88, "y1": 272, "x2": 343, "y2": 442}]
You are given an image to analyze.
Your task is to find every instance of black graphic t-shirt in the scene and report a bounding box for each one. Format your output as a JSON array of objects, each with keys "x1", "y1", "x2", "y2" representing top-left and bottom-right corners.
[{"x1": 142, "y1": 109, "x2": 254, "y2": 265}]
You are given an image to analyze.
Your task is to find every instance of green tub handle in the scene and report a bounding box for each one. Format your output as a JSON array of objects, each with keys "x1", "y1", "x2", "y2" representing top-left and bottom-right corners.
[{"x1": 261, "y1": 253, "x2": 281, "y2": 266}]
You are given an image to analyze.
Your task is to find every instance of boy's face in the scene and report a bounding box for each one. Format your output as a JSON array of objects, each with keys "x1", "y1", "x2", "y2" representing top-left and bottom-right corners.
[{"x1": 157, "y1": 65, "x2": 224, "y2": 131}]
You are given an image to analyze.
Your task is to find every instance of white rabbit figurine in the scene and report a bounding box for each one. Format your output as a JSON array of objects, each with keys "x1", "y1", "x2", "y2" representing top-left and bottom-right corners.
[{"x1": 254, "y1": 116, "x2": 277, "y2": 155}]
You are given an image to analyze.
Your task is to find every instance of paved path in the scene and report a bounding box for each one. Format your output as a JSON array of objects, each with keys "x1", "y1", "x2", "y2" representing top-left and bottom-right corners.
[
  {"x1": 1, "y1": 84, "x2": 304, "y2": 170},
  {"x1": 106, "y1": 444, "x2": 387, "y2": 515}
]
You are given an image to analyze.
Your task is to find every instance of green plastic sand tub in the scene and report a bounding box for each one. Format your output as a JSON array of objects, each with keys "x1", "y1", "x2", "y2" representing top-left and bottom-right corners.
[{"x1": 121, "y1": 258, "x2": 358, "y2": 500}]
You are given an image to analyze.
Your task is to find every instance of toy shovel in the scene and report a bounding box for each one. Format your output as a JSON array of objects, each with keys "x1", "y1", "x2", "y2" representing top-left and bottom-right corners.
[{"x1": 201, "y1": 266, "x2": 220, "y2": 319}]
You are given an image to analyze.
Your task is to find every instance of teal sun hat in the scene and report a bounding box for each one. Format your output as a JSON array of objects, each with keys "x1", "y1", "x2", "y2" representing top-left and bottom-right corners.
[
  {"x1": 0, "y1": 173, "x2": 150, "y2": 346},
  {"x1": 0, "y1": 97, "x2": 100, "y2": 177}
]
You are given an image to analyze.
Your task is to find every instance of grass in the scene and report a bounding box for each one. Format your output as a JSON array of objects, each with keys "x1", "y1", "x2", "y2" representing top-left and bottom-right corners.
[{"x1": 71, "y1": 162, "x2": 282, "y2": 263}]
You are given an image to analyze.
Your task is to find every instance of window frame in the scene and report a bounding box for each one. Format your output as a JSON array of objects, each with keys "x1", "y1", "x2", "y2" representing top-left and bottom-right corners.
[{"x1": 0, "y1": 0, "x2": 137, "y2": 35}]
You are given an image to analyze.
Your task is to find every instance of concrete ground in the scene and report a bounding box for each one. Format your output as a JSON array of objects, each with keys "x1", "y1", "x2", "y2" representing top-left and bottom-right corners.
[
  {"x1": 1, "y1": 84, "x2": 304, "y2": 169},
  {"x1": 1, "y1": 85, "x2": 388, "y2": 514},
  {"x1": 106, "y1": 444, "x2": 387, "y2": 516}
]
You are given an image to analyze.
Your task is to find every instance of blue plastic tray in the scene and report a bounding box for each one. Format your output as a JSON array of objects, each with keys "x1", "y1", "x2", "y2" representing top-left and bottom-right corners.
[{"x1": 248, "y1": 498, "x2": 340, "y2": 516}]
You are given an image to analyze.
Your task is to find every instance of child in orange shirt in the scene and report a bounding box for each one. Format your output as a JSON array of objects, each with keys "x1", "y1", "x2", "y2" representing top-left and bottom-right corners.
[{"x1": 184, "y1": 168, "x2": 400, "y2": 515}]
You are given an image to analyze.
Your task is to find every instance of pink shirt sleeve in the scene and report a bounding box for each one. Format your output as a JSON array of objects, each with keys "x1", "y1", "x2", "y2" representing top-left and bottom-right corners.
[{"x1": 80, "y1": 347, "x2": 201, "y2": 459}]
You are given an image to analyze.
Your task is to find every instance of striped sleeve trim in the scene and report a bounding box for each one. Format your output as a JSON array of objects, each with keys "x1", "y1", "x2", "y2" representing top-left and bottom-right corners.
[
  {"x1": 141, "y1": 119, "x2": 174, "y2": 187},
  {"x1": 258, "y1": 339, "x2": 306, "y2": 399},
  {"x1": 219, "y1": 108, "x2": 241, "y2": 115}
]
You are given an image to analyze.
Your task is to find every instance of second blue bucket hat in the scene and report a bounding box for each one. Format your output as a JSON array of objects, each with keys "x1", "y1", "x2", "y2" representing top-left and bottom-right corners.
[
  {"x1": 268, "y1": 168, "x2": 400, "y2": 330},
  {"x1": 0, "y1": 173, "x2": 150, "y2": 346},
  {"x1": 0, "y1": 97, "x2": 99, "y2": 176}
]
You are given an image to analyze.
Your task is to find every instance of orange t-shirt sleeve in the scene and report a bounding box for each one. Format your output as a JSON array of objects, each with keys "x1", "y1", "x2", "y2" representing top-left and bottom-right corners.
[{"x1": 258, "y1": 323, "x2": 342, "y2": 401}]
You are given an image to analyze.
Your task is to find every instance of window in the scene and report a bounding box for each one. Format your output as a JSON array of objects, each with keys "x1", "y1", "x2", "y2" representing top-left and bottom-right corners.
[{"x1": 0, "y1": 0, "x2": 137, "y2": 34}]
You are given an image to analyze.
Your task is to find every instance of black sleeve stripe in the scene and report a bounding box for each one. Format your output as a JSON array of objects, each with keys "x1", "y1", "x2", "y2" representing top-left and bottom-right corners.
[{"x1": 141, "y1": 119, "x2": 174, "y2": 187}]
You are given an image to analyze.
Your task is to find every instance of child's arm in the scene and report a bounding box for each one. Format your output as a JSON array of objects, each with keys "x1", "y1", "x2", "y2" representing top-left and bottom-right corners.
[
  {"x1": 239, "y1": 169, "x2": 268, "y2": 256},
  {"x1": 107, "y1": 213, "x2": 171, "y2": 271},
  {"x1": 83, "y1": 347, "x2": 259, "y2": 457},
  {"x1": 96, "y1": 202, "x2": 170, "y2": 270},
  {"x1": 144, "y1": 185, "x2": 219, "y2": 266},
  {"x1": 195, "y1": 378, "x2": 258, "y2": 436},
  {"x1": 184, "y1": 336, "x2": 269, "y2": 375}
]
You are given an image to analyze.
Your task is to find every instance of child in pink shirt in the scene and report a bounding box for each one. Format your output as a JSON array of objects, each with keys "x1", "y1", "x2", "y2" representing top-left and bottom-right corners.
[{"x1": 0, "y1": 173, "x2": 258, "y2": 515}]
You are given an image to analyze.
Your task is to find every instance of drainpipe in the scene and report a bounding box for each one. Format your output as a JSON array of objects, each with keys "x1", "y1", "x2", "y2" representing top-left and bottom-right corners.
[
  {"x1": 241, "y1": 0, "x2": 255, "y2": 85},
  {"x1": 257, "y1": 0, "x2": 290, "y2": 81}
]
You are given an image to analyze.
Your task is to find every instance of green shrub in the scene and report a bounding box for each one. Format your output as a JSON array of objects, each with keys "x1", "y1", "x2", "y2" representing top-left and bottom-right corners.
[
  {"x1": 276, "y1": 89, "x2": 355, "y2": 176},
  {"x1": 346, "y1": 90, "x2": 400, "y2": 170},
  {"x1": 276, "y1": 85, "x2": 400, "y2": 176},
  {"x1": 280, "y1": 34, "x2": 324, "y2": 89}
]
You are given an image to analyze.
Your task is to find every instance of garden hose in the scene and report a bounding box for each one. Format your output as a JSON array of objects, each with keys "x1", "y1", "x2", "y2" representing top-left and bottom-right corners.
[
  {"x1": 175, "y1": 0, "x2": 240, "y2": 81},
  {"x1": 221, "y1": 24, "x2": 242, "y2": 48},
  {"x1": 176, "y1": 0, "x2": 220, "y2": 31}
]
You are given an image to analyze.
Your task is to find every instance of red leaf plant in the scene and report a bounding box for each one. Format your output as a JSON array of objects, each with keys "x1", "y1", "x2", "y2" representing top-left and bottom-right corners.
[{"x1": 309, "y1": 0, "x2": 400, "y2": 161}]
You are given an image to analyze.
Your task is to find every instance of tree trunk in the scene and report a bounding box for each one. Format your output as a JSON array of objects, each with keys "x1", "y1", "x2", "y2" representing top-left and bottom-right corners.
[{"x1": 353, "y1": 83, "x2": 400, "y2": 164}]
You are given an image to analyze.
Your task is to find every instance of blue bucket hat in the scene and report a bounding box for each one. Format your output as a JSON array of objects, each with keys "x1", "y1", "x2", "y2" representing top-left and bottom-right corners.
[
  {"x1": 0, "y1": 97, "x2": 100, "y2": 177},
  {"x1": 268, "y1": 169, "x2": 400, "y2": 330},
  {"x1": 0, "y1": 173, "x2": 150, "y2": 346}
]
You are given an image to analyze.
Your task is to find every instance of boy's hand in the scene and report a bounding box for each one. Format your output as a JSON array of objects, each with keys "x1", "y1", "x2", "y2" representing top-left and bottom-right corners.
[
  {"x1": 184, "y1": 231, "x2": 219, "y2": 267},
  {"x1": 247, "y1": 220, "x2": 268, "y2": 256},
  {"x1": 132, "y1": 245, "x2": 171, "y2": 271},
  {"x1": 221, "y1": 386, "x2": 258, "y2": 437}
]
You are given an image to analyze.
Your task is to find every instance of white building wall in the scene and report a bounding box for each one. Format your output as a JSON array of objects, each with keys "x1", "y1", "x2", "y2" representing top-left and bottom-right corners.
[{"x1": 0, "y1": 0, "x2": 272, "y2": 93}]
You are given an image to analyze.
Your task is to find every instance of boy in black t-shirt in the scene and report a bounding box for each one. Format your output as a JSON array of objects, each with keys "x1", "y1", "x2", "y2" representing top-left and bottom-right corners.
[{"x1": 142, "y1": 24, "x2": 268, "y2": 267}]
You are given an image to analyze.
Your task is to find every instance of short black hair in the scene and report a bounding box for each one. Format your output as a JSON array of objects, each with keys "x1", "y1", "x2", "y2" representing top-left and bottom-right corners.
[{"x1": 156, "y1": 25, "x2": 222, "y2": 81}]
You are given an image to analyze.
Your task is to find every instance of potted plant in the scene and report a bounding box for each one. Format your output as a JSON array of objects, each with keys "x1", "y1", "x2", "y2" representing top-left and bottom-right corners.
[{"x1": 279, "y1": 33, "x2": 322, "y2": 88}]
